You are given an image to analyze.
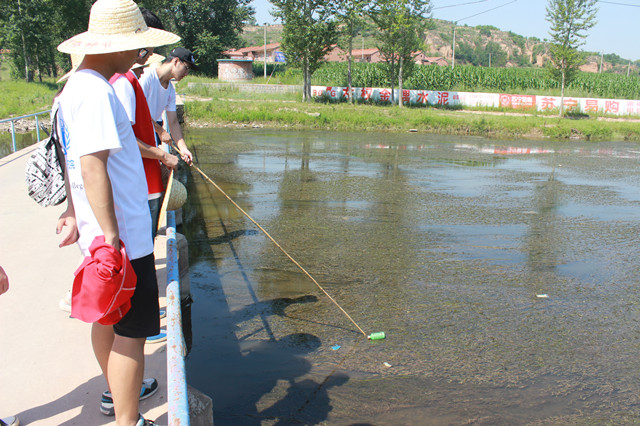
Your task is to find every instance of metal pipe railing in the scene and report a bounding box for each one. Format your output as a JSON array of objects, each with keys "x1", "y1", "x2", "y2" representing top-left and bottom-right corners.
[
  {"x1": 166, "y1": 211, "x2": 190, "y2": 425},
  {"x1": 0, "y1": 110, "x2": 51, "y2": 153}
]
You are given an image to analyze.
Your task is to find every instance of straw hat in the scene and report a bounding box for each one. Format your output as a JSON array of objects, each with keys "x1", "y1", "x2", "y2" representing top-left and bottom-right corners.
[
  {"x1": 57, "y1": 54, "x2": 83, "y2": 83},
  {"x1": 58, "y1": 52, "x2": 166, "y2": 83},
  {"x1": 58, "y1": 0, "x2": 180, "y2": 55},
  {"x1": 132, "y1": 53, "x2": 165, "y2": 70},
  {"x1": 166, "y1": 179, "x2": 188, "y2": 211}
]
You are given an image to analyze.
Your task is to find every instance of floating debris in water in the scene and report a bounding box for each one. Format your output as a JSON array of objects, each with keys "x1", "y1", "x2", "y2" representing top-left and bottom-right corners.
[
  {"x1": 368, "y1": 332, "x2": 386, "y2": 341},
  {"x1": 383, "y1": 362, "x2": 392, "y2": 368},
  {"x1": 536, "y1": 294, "x2": 549, "y2": 298},
  {"x1": 332, "y1": 345, "x2": 341, "y2": 351}
]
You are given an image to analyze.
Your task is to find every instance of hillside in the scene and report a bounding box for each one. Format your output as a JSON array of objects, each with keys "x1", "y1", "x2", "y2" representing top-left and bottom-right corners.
[{"x1": 240, "y1": 19, "x2": 639, "y2": 75}]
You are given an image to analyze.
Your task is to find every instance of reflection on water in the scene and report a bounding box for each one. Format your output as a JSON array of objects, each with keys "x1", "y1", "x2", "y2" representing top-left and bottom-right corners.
[
  {"x1": 182, "y1": 129, "x2": 640, "y2": 424},
  {"x1": 0, "y1": 131, "x2": 39, "y2": 158}
]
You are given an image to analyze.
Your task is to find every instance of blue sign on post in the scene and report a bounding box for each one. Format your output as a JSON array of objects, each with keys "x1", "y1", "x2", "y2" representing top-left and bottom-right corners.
[{"x1": 275, "y1": 51, "x2": 286, "y2": 63}]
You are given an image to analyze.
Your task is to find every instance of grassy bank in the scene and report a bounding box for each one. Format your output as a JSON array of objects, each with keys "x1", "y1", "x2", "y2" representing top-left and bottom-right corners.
[
  {"x1": 181, "y1": 87, "x2": 640, "y2": 142},
  {"x1": 0, "y1": 78, "x2": 59, "y2": 117},
  {"x1": 1, "y1": 75, "x2": 639, "y2": 142}
]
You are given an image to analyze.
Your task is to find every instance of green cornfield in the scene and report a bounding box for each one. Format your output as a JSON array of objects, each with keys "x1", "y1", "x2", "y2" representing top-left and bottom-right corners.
[{"x1": 312, "y1": 62, "x2": 640, "y2": 100}]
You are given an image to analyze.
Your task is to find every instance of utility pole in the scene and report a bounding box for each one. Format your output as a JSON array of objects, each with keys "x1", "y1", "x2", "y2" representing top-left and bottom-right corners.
[
  {"x1": 264, "y1": 23, "x2": 268, "y2": 79},
  {"x1": 628, "y1": 60, "x2": 631, "y2": 77},
  {"x1": 599, "y1": 52, "x2": 603, "y2": 73},
  {"x1": 451, "y1": 25, "x2": 456, "y2": 69}
]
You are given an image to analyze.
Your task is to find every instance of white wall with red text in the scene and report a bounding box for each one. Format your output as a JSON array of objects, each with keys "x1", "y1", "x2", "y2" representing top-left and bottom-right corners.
[{"x1": 312, "y1": 86, "x2": 640, "y2": 116}]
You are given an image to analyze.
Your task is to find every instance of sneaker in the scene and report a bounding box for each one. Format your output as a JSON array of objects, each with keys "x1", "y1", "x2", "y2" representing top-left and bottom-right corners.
[
  {"x1": 159, "y1": 309, "x2": 166, "y2": 319},
  {"x1": 136, "y1": 413, "x2": 161, "y2": 426},
  {"x1": 146, "y1": 330, "x2": 167, "y2": 344},
  {"x1": 59, "y1": 290, "x2": 71, "y2": 313},
  {"x1": 100, "y1": 377, "x2": 158, "y2": 416},
  {"x1": 0, "y1": 416, "x2": 20, "y2": 426}
]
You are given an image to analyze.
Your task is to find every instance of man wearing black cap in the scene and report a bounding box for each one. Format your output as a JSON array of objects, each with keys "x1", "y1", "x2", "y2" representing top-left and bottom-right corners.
[{"x1": 139, "y1": 47, "x2": 198, "y2": 165}]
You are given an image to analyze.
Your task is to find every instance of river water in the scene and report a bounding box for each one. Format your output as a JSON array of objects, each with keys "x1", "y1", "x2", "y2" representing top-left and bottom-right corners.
[{"x1": 181, "y1": 128, "x2": 640, "y2": 425}]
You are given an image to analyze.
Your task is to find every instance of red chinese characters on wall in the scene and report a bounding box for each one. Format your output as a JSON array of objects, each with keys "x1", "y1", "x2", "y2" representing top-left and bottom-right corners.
[
  {"x1": 584, "y1": 99, "x2": 598, "y2": 112},
  {"x1": 563, "y1": 98, "x2": 579, "y2": 111},
  {"x1": 360, "y1": 87, "x2": 372, "y2": 101},
  {"x1": 605, "y1": 100, "x2": 619, "y2": 114},
  {"x1": 402, "y1": 90, "x2": 411, "y2": 103},
  {"x1": 540, "y1": 97, "x2": 557, "y2": 111}
]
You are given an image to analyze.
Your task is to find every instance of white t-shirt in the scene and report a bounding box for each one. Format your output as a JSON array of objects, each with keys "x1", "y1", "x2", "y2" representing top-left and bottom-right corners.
[
  {"x1": 58, "y1": 69, "x2": 153, "y2": 260},
  {"x1": 111, "y1": 75, "x2": 137, "y2": 125},
  {"x1": 139, "y1": 66, "x2": 176, "y2": 121}
]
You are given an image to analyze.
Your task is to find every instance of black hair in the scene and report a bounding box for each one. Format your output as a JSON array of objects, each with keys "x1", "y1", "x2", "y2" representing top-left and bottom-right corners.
[{"x1": 140, "y1": 8, "x2": 164, "y2": 30}]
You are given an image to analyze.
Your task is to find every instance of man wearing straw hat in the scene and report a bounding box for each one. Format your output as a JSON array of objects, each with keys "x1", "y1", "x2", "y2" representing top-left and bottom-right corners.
[
  {"x1": 110, "y1": 7, "x2": 180, "y2": 241},
  {"x1": 56, "y1": 0, "x2": 180, "y2": 425}
]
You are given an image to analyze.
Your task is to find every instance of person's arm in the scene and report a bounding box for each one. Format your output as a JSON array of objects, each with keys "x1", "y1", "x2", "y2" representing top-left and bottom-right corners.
[
  {"x1": 80, "y1": 150, "x2": 119, "y2": 249},
  {"x1": 166, "y1": 110, "x2": 193, "y2": 165},
  {"x1": 56, "y1": 167, "x2": 79, "y2": 247},
  {"x1": 0, "y1": 265, "x2": 8, "y2": 295},
  {"x1": 153, "y1": 121, "x2": 172, "y2": 145},
  {"x1": 136, "y1": 138, "x2": 179, "y2": 169}
]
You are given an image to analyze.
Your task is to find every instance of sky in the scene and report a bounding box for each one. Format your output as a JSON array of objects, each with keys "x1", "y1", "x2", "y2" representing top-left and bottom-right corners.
[{"x1": 249, "y1": 0, "x2": 640, "y2": 61}]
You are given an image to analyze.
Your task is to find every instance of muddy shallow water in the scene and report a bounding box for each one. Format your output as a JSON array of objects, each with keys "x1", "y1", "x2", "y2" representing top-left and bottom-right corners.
[{"x1": 181, "y1": 129, "x2": 640, "y2": 425}]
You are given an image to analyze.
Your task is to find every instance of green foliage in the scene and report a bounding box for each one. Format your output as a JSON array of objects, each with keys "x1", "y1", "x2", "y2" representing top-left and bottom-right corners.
[
  {"x1": 271, "y1": 0, "x2": 338, "y2": 101},
  {"x1": 482, "y1": 41, "x2": 507, "y2": 67},
  {"x1": 439, "y1": 31, "x2": 452, "y2": 44},
  {"x1": 454, "y1": 41, "x2": 475, "y2": 65},
  {"x1": 545, "y1": 0, "x2": 598, "y2": 106},
  {"x1": 603, "y1": 53, "x2": 627, "y2": 67},
  {"x1": 477, "y1": 25, "x2": 493, "y2": 37},
  {"x1": 312, "y1": 62, "x2": 640, "y2": 99},
  {"x1": 476, "y1": 25, "x2": 499, "y2": 32},
  {"x1": 0, "y1": 0, "x2": 91, "y2": 81},
  {"x1": 532, "y1": 43, "x2": 547, "y2": 59},
  {"x1": 370, "y1": 0, "x2": 431, "y2": 104},
  {"x1": 139, "y1": 0, "x2": 254, "y2": 76},
  {"x1": 454, "y1": 40, "x2": 506, "y2": 67},
  {"x1": 0, "y1": 0, "x2": 253, "y2": 80},
  {"x1": 0, "y1": 78, "x2": 59, "y2": 117},
  {"x1": 512, "y1": 52, "x2": 531, "y2": 67},
  {"x1": 508, "y1": 31, "x2": 526, "y2": 50},
  {"x1": 334, "y1": 0, "x2": 371, "y2": 95}
]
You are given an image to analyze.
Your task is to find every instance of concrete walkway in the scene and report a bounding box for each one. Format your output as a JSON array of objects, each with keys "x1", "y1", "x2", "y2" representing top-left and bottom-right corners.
[{"x1": 0, "y1": 145, "x2": 169, "y2": 425}]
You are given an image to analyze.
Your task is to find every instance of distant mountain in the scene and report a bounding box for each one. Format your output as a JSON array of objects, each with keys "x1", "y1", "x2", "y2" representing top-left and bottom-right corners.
[{"x1": 240, "y1": 19, "x2": 639, "y2": 75}]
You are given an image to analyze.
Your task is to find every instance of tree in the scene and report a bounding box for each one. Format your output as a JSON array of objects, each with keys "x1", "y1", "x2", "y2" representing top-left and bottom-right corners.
[
  {"x1": 370, "y1": 0, "x2": 431, "y2": 107},
  {"x1": 0, "y1": 0, "x2": 54, "y2": 81},
  {"x1": 0, "y1": 0, "x2": 92, "y2": 81},
  {"x1": 271, "y1": 0, "x2": 337, "y2": 102},
  {"x1": 132, "y1": 0, "x2": 254, "y2": 77},
  {"x1": 545, "y1": 0, "x2": 597, "y2": 115},
  {"x1": 481, "y1": 41, "x2": 507, "y2": 68},
  {"x1": 334, "y1": 0, "x2": 370, "y2": 104}
]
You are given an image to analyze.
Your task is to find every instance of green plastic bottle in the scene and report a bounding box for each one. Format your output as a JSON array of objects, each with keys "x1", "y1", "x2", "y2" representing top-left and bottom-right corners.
[{"x1": 368, "y1": 331, "x2": 386, "y2": 341}]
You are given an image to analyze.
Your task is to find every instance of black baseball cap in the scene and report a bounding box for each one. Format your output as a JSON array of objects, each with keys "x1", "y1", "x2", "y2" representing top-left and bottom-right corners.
[{"x1": 169, "y1": 47, "x2": 199, "y2": 70}]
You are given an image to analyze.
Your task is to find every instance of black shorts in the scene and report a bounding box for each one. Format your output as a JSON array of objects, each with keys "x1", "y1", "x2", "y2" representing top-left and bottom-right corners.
[{"x1": 114, "y1": 253, "x2": 160, "y2": 338}]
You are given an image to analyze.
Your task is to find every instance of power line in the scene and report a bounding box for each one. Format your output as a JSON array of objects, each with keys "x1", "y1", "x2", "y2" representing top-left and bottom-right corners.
[
  {"x1": 432, "y1": 0, "x2": 490, "y2": 10},
  {"x1": 597, "y1": 1, "x2": 640, "y2": 7},
  {"x1": 457, "y1": 0, "x2": 519, "y2": 23}
]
